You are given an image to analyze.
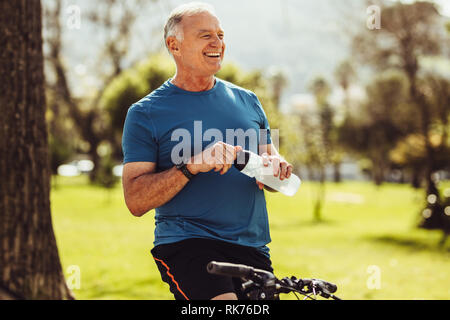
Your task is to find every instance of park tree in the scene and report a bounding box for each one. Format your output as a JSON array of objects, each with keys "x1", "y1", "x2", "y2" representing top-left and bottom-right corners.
[
  {"x1": 352, "y1": 0, "x2": 446, "y2": 195},
  {"x1": 332, "y1": 60, "x2": 358, "y2": 182},
  {"x1": 297, "y1": 110, "x2": 327, "y2": 222},
  {"x1": 100, "y1": 54, "x2": 175, "y2": 160},
  {"x1": 340, "y1": 72, "x2": 411, "y2": 185},
  {"x1": 413, "y1": 74, "x2": 450, "y2": 242},
  {"x1": 334, "y1": 60, "x2": 356, "y2": 117},
  {"x1": 308, "y1": 77, "x2": 334, "y2": 183},
  {"x1": 267, "y1": 67, "x2": 288, "y2": 110},
  {"x1": 296, "y1": 76, "x2": 336, "y2": 221},
  {"x1": 0, "y1": 0, "x2": 73, "y2": 299},
  {"x1": 43, "y1": 0, "x2": 152, "y2": 183},
  {"x1": 390, "y1": 74, "x2": 450, "y2": 187},
  {"x1": 352, "y1": 1, "x2": 450, "y2": 241}
]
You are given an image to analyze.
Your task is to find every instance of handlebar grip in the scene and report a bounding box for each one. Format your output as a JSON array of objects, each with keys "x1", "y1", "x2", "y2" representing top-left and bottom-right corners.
[
  {"x1": 303, "y1": 279, "x2": 338, "y2": 294},
  {"x1": 323, "y1": 282, "x2": 337, "y2": 294},
  {"x1": 314, "y1": 279, "x2": 337, "y2": 293},
  {"x1": 207, "y1": 261, "x2": 255, "y2": 278}
]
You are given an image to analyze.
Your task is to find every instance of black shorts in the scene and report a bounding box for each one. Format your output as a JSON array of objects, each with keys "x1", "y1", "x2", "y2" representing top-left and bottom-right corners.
[{"x1": 151, "y1": 238, "x2": 273, "y2": 300}]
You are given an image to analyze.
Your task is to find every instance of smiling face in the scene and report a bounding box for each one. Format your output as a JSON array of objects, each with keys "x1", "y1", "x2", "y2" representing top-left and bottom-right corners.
[{"x1": 168, "y1": 12, "x2": 226, "y2": 78}]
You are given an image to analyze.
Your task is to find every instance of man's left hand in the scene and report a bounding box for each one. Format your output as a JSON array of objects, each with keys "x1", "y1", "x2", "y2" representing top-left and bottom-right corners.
[{"x1": 256, "y1": 153, "x2": 293, "y2": 191}]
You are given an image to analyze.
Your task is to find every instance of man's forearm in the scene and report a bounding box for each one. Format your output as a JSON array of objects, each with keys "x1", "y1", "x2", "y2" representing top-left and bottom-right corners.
[{"x1": 125, "y1": 166, "x2": 189, "y2": 216}]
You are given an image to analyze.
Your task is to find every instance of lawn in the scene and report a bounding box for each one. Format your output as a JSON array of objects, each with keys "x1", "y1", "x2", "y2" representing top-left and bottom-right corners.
[{"x1": 50, "y1": 176, "x2": 450, "y2": 300}]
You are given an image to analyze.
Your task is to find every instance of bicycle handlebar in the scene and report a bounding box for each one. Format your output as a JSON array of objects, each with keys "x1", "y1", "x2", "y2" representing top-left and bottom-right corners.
[
  {"x1": 302, "y1": 279, "x2": 337, "y2": 294},
  {"x1": 207, "y1": 261, "x2": 341, "y2": 300},
  {"x1": 207, "y1": 261, "x2": 274, "y2": 279},
  {"x1": 207, "y1": 261, "x2": 255, "y2": 278}
]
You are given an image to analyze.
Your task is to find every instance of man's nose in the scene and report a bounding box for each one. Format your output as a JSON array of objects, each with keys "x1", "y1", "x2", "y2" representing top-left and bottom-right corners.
[{"x1": 209, "y1": 35, "x2": 222, "y2": 47}]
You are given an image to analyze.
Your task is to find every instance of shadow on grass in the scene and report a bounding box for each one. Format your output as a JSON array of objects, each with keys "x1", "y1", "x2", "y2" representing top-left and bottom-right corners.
[{"x1": 366, "y1": 234, "x2": 450, "y2": 253}]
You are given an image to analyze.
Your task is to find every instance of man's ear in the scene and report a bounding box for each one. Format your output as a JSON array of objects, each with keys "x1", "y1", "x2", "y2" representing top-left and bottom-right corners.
[{"x1": 167, "y1": 37, "x2": 180, "y2": 56}]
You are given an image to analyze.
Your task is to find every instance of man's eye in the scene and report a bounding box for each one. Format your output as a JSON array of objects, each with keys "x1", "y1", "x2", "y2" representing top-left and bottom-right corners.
[{"x1": 202, "y1": 35, "x2": 211, "y2": 39}]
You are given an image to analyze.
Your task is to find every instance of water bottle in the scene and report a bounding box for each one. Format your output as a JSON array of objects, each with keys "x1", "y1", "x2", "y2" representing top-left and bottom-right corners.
[{"x1": 234, "y1": 150, "x2": 301, "y2": 197}]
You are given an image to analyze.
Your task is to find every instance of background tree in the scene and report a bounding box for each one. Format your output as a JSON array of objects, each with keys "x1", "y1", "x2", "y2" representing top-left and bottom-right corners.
[
  {"x1": 352, "y1": 1, "x2": 450, "y2": 241},
  {"x1": 414, "y1": 74, "x2": 450, "y2": 243},
  {"x1": 352, "y1": 0, "x2": 446, "y2": 195},
  {"x1": 44, "y1": 0, "x2": 151, "y2": 183},
  {"x1": 308, "y1": 77, "x2": 334, "y2": 183},
  {"x1": 295, "y1": 76, "x2": 335, "y2": 222},
  {"x1": 100, "y1": 54, "x2": 175, "y2": 161},
  {"x1": 334, "y1": 60, "x2": 356, "y2": 117},
  {"x1": 339, "y1": 72, "x2": 411, "y2": 185},
  {"x1": 390, "y1": 74, "x2": 450, "y2": 188},
  {"x1": 332, "y1": 60, "x2": 357, "y2": 182},
  {"x1": 0, "y1": 0, "x2": 73, "y2": 299},
  {"x1": 268, "y1": 67, "x2": 288, "y2": 110}
]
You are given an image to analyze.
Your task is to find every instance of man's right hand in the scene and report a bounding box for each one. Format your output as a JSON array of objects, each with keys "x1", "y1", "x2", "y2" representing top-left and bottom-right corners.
[{"x1": 187, "y1": 142, "x2": 242, "y2": 176}]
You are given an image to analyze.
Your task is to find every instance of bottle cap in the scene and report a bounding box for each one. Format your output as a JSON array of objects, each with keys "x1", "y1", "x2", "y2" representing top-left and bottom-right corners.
[{"x1": 234, "y1": 150, "x2": 250, "y2": 171}]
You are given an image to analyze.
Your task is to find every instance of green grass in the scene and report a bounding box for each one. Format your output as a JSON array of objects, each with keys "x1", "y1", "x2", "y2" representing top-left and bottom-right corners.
[{"x1": 51, "y1": 176, "x2": 450, "y2": 300}]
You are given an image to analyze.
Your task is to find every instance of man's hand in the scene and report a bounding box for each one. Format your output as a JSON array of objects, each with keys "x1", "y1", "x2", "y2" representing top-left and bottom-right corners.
[
  {"x1": 256, "y1": 153, "x2": 293, "y2": 191},
  {"x1": 187, "y1": 142, "x2": 242, "y2": 176}
]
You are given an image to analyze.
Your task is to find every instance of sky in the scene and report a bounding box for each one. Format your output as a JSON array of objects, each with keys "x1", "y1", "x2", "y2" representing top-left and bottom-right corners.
[{"x1": 434, "y1": 0, "x2": 450, "y2": 16}]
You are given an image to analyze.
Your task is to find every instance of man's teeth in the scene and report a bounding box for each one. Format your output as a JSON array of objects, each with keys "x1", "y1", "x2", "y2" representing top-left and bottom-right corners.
[{"x1": 204, "y1": 53, "x2": 221, "y2": 57}]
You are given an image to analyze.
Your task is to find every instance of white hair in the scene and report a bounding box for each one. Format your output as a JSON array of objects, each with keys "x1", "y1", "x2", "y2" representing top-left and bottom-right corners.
[{"x1": 164, "y1": 2, "x2": 216, "y2": 50}]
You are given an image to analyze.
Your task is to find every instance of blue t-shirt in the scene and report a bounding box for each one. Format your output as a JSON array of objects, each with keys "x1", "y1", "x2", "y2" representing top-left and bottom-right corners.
[{"x1": 122, "y1": 78, "x2": 272, "y2": 256}]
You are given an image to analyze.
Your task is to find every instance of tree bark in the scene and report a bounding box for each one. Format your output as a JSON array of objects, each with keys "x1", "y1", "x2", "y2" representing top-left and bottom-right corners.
[
  {"x1": 407, "y1": 74, "x2": 438, "y2": 196},
  {"x1": 0, "y1": 0, "x2": 73, "y2": 300},
  {"x1": 333, "y1": 162, "x2": 341, "y2": 183},
  {"x1": 313, "y1": 180, "x2": 325, "y2": 223}
]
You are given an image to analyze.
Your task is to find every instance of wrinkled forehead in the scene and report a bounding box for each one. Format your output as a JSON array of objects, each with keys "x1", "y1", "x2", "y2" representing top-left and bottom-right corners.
[{"x1": 180, "y1": 12, "x2": 223, "y2": 35}]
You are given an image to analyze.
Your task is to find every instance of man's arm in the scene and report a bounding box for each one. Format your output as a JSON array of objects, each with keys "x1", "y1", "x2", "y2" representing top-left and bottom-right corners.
[
  {"x1": 122, "y1": 142, "x2": 242, "y2": 217},
  {"x1": 122, "y1": 162, "x2": 190, "y2": 217}
]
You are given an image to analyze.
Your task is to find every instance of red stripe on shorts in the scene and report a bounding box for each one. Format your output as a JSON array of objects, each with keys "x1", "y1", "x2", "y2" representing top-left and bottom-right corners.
[{"x1": 153, "y1": 257, "x2": 190, "y2": 300}]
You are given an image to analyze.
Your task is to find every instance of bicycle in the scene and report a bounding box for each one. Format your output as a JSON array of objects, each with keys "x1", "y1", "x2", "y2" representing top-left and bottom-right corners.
[{"x1": 207, "y1": 261, "x2": 342, "y2": 300}]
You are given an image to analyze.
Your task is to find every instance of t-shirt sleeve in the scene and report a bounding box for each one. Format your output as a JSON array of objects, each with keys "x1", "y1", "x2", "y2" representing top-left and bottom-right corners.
[
  {"x1": 122, "y1": 104, "x2": 158, "y2": 164},
  {"x1": 250, "y1": 92, "x2": 272, "y2": 145}
]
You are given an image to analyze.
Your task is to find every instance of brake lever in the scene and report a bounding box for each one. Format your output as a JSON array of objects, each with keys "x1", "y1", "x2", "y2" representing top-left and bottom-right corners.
[
  {"x1": 308, "y1": 280, "x2": 342, "y2": 300},
  {"x1": 244, "y1": 269, "x2": 277, "y2": 288},
  {"x1": 241, "y1": 280, "x2": 256, "y2": 291}
]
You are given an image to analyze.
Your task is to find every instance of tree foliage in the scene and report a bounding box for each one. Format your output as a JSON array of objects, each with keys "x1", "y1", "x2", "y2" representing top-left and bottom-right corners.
[
  {"x1": 44, "y1": 0, "x2": 154, "y2": 183},
  {"x1": 100, "y1": 54, "x2": 175, "y2": 160},
  {"x1": 339, "y1": 72, "x2": 411, "y2": 184},
  {"x1": 349, "y1": 0, "x2": 450, "y2": 238}
]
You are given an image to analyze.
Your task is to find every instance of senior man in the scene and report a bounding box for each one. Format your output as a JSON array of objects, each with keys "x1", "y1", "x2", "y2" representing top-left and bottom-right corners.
[{"x1": 122, "y1": 2, "x2": 293, "y2": 300}]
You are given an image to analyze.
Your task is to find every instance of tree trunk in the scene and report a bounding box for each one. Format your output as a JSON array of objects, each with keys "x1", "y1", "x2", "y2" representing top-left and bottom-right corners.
[
  {"x1": 0, "y1": 0, "x2": 73, "y2": 300},
  {"x1": 333, "y1": 162, "x2": 341, "y2": 183},
  {"x1": 407, "y1": 71, "x2": 438, "y2": 196},
  {"x1": 411, "y1": 166, "x2": 422, "y2": 189},
  {"x1": 313, "y1": 180, "x2": 326, "y2": 223},
  {"x1": 371, "y1": 157, "x2": 384, "y2": 186}
]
